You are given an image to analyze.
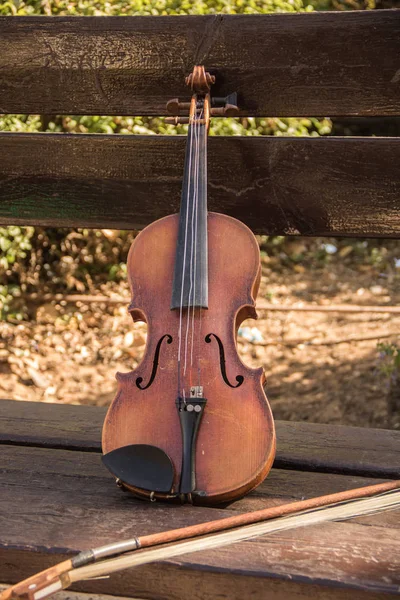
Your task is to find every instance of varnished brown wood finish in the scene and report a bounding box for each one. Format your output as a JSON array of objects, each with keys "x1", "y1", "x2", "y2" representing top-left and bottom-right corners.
[{"x1": 102, "y1": 213, "x2": 275, "y2": 504}]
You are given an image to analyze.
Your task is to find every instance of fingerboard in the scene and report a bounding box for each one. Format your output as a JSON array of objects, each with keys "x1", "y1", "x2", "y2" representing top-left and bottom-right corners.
[{"x1": 171, "y1": 121, "x2": 208, "y2": 310}]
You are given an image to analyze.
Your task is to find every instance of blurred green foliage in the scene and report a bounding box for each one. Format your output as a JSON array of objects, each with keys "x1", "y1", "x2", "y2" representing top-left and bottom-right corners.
[
  {"x1": 308, "y1": 0, "x2": 375, "y2": 8},
  {"x1": 0, "y1": 227, "x2": 34, "y2": 320},
  {"x1": 259, "y1": 235, "x2": 400, "y2": 270},
  {"x1": 378, "y1": 342, "x2": 400, "y2": 380},
  {"x1": 0, "y1": 227, "x2": 34, "y2": 270},
  {"x1": 0, "y1": 0, "x2": 312, "y2": 16}
]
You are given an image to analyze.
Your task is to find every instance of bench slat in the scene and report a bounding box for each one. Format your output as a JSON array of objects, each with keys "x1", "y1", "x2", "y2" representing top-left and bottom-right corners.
[
  {"x1": 1, "y1": 400, "x2": 399, "y2": 478},
  {"x1": 0, "y1": 12, "x2": 399, "y2": 117},
  {"x1": 1, "y1": 134, "x2": 400, "y2": 237},
  {"x1": 1, "y1": 444, "x2": 399, "y2": 598},
  {"x1": 0, "y1": 587, "x2": 134, "y2": 600},
  {"x1": 3, "y1": 444, "x2": 398, "y2": 521},
  {"x1": 2, "y1": 552, "x2": 396, "y2": 600}
]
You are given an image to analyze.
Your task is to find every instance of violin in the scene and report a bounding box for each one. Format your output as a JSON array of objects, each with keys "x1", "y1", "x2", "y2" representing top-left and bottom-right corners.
[{"x1": 102, "y1": 66, "x2": 276, "y2": 505}]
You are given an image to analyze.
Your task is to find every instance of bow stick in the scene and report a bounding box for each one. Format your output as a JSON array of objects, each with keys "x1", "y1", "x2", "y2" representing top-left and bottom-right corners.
[{"x1": 2, "y1": 479, "x2": 400, "y2": 600}]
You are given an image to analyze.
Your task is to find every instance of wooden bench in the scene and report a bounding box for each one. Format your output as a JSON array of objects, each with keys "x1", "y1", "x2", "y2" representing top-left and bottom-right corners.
[
  {"x1": 1, "y1": 400, "x2": 400, "y2": 599},
  {"x1": 1, "y1": 10, "x2": 400, "y2": 600}
]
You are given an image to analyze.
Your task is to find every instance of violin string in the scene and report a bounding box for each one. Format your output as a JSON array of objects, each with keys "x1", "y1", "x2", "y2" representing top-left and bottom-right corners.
[
  {"x1": 191, "y1": 107, "x2": 203, "y2": 371},
  {"x1": 197, "y1": 110, "x2": 206, "y2": 388},
  {"x1": 177, "y1": 112, "x2": 194, "y2": 399},
  {"x1": 183, "y1": 104, "x2": 200, "y2": 380},
  {"x1": 190, "y1": 117, "x2": 198, "y2": 372}
]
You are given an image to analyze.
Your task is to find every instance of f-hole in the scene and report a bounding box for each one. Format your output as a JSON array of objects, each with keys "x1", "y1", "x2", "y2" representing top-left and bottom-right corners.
[
  {"x1": 136, "y1": 334, "x2": 173, "y2": 390},
  {"x1": 205, "y1": 333, "x2": 244, "y2": 388}
]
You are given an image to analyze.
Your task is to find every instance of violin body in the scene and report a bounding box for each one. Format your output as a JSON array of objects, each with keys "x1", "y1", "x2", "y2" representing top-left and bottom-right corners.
[{"x1": 102, "y1": 212, "x2": 275, "y2": 505}]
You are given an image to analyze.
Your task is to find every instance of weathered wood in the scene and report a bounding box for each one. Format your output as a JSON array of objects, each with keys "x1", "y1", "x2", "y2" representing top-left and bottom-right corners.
[
  {"x1": 1, "y1": 400, "x2": 399, "y2": 477},
  {"x1": 4, "y1": 553, "x2": 395, "y2": 600},
  {"x1": 0, "y1": 400, "x2": 102, "y2": 451},
  {"x1": 0, "y1": 12, "x2": 399, "y2": 117},
  {"x1": 3, "y1": 444, "x2": 397, "y2": 522},
  {"x1": 3, "y1": 445, "x2": 388, "y2": 512},
  {"x1": 1, "y1": 444, "x2": 399, "y2": 598},
  {"x1": 0, "y1": 586, "x2": 138, "y2": 600},
  {"x1": 1, "y1": 134, "x2": 400, "y2": 237}
]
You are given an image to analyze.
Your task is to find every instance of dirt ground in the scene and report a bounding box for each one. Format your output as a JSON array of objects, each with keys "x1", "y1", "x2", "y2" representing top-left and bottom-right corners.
[{"x1": 1, "y1": 245, "x2": 400, "y2": 430}]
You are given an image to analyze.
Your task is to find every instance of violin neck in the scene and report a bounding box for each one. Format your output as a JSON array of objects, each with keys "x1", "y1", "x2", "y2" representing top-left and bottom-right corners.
[{"x1": 171, "y1": 120, "x2": 208, "y2": 310}]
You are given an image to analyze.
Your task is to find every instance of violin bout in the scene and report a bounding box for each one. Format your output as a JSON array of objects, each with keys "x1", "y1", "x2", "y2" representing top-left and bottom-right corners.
[{"x1": 102, "y1": 213, "x2": 276, "y2": 505}]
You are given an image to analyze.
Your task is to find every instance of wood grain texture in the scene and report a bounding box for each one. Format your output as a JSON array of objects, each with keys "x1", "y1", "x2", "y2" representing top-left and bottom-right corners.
[
  {"x1": 1, "y1": 134, "x2": 400, "y2": 237},
  {"x1": 0, "y1": 12, "x2": 399, "y2": 116},
  {"x1": 1, "y1": 445, "x2": 390, "y2": 510},
  {"x1": 4, "y1": 553, "x2": 396, "y2": 600},
  {"x1": 1, "y1": 445, "x2": 400, "y2": 598},
  {"x1": 1, "y1": 400, "x2": 399, "y2": 477},
  {"x1": 0, "y1": 584, "x2": 388, "y2": 600},
  {"x1": 0, "y1": 586, "x2": 134, "y2": 600},
  {"x1": 0, "y1": 586, "x2": 137, "y2": 600}
]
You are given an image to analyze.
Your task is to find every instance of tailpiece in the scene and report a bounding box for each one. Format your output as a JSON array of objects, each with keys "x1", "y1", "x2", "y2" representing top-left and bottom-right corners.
[{"x1": 2, "y1": 479, "x2": 400, "y2": 600}]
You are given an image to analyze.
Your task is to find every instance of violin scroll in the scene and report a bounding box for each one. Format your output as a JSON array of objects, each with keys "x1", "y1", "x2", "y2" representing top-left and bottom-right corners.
[
  {"x1": 185, "y1": 65, "x2": 215, "y2": 93},
  {"x1": 165, "y1": 66, "x2": 239, "y2": 125}
]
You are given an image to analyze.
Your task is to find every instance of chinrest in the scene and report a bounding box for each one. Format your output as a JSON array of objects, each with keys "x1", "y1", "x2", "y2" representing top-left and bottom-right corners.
[{"x1": 102, "y1": 444, "x2": 174, "y2": 493}]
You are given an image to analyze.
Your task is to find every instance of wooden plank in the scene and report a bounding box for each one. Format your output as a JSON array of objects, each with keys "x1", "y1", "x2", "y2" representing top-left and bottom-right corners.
[
  {"x1": 3, "y1": 554, "x2": 394, "y2": 600},
  {"x1": 0, "y1": 586, "x2": 138, "y2": 600},
  {"x1": 3, "y1": 443, "x2": 397, "y2": 521},
  {"x1": 1, "y1": 134, "x2": 400, "y2": 237},
  {"x1": 0, "y1": 12, "x2": 399, "y2": 117},
  {"x1": 0, "y1": 400, "x2": 104, "y2": 451},
  {"x1": 1, "y1": 400, "x2": 399, "y2": 478},
  {"x1": 1, "y1": 444, "x2": 392, "y2": 510},
  {"x1": 1, "y1": 444, "x2": 399, "y2": 598}
]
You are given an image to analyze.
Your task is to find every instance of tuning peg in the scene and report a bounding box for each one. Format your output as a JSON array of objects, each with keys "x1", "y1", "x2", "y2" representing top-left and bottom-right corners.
[
  {"x1": 165, "y1": 116, "x2": 190, "y2": 125},
  {"x1": 166, "y1": 98, "x2": 191, "y2": 116},
  {"x1": 210, "y1": 92, "x2": 239, "y2": 117},
  {"x1": 210, "y1": 104, "x2": 239, "y2": 117}
]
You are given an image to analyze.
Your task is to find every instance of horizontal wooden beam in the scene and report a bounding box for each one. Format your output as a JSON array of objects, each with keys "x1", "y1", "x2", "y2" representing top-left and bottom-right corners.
[
  {"x1": 1, "y1": 133, "x2": 399, "y2": 237},
  {"x1": 0, "y1": 11, "x2": 399, "y2": 117},
  {"x1": 1, "y1": 401, "x2": 399, "y2": 478}
]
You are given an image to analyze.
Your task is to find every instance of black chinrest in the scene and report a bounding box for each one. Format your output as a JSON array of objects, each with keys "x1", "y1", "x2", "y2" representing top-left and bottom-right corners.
[{"x1": 102, "y1": 444, "x2": 174, "y2": 493}]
